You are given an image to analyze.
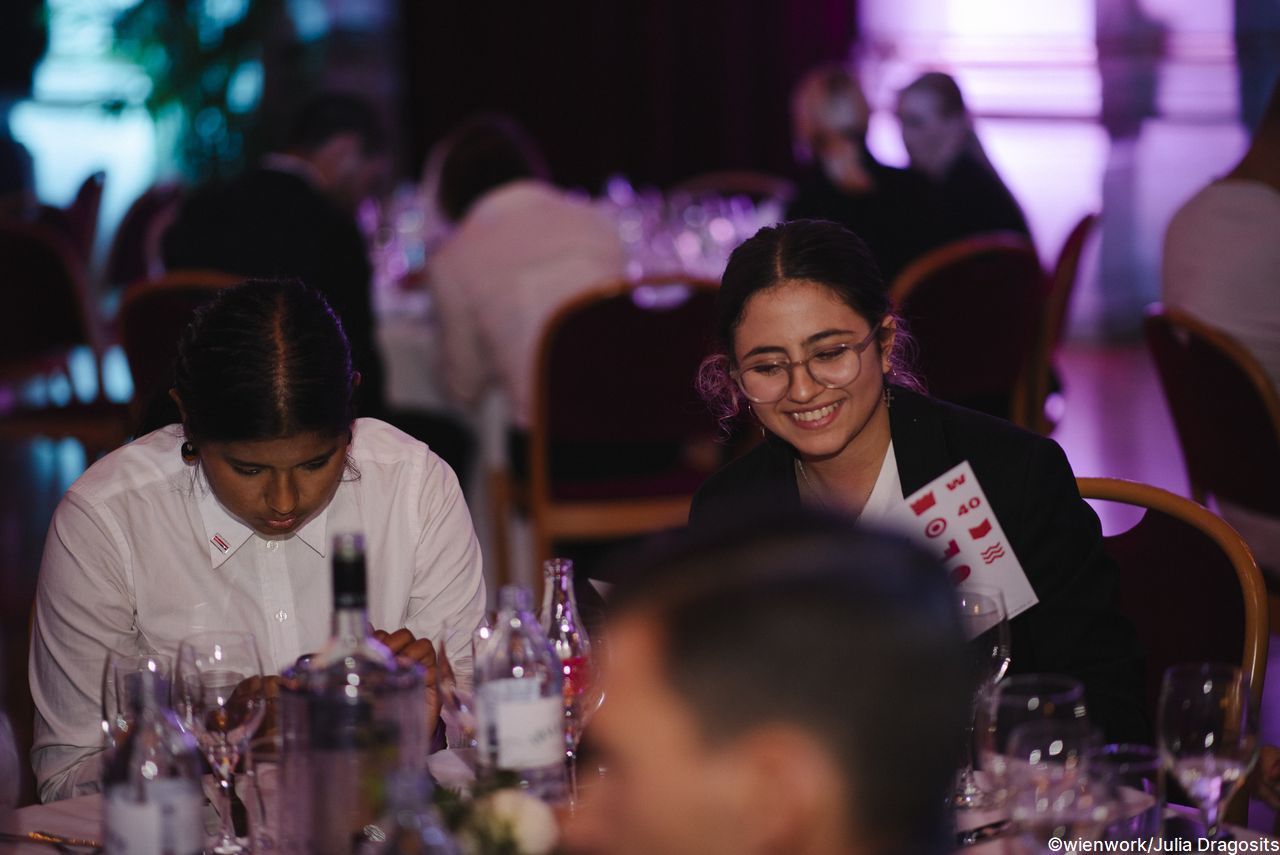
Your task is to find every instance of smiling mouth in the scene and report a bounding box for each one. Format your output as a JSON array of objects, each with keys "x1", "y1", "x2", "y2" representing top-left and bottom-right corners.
[{"x1": 788, "y1": 401, "x2": 842, "y2": 425}]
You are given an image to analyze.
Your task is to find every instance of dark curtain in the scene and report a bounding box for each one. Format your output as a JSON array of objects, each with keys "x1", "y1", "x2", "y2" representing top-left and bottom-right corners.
[{"x1": 399, "y1": 0, "x2": 857, "y2": 191}]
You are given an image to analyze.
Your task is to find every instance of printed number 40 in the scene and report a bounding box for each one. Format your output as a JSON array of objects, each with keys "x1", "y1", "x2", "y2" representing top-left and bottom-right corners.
[{"x1": 957, "y1": 497, "x2": 982, "y2": 515}]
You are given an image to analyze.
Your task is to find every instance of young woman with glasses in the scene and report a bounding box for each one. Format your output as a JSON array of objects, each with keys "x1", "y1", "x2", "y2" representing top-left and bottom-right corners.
[{"x1": 692, "y1": 219, "x2": 1147, "y2": 744}]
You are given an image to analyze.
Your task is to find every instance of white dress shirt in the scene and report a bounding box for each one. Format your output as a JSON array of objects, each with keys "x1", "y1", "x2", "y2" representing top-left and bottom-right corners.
[
  {"x1": 428, "y1": 180, "x2": 626, "y2": 427},
  {"x1": 858, "y1": 441, "x2": 903, "y2": 525},
  {"x1": 30, "y1": 418, "x2": 486, "y2": 803}
]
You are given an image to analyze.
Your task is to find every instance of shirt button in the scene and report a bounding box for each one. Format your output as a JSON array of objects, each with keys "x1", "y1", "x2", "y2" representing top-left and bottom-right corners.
[
  {"x1": 265, "y1": 540, "x2": 279, "y2": 552},
  {"x1": 275, "y1": 609, "x2": 288, "y2": 622}
]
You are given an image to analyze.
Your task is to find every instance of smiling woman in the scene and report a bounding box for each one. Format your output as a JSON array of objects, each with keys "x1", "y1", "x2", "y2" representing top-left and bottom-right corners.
[
  {"x1": 690, "y1": 220, "x2": 1149, "y2": 745},
  {"x1": 29, "y1": 280, "x2": 486, "y2": 804}
]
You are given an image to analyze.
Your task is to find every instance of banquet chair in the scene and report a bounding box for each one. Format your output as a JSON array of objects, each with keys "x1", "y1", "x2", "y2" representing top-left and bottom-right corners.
[
  {"x1": 670, "y1": 171, "x2": 796, "y2": 204},
  {"x1": 103, "y1": 182, "x2": 185, "y2": 293},
  {"x1": 1078, "y1": 477, "x2": 1267, "y2": 825},
  {"x1": 117, "y1": 270, "x2": 242, "y2": 432},
  {"x1": 1012, "y1": 212, "x2": 1098, "y2": 434},
  {"x1": 1144, "y1": 307, "x2": 1280, "y2": 540},
  {"x1": 889, "y1": 232, "x2": 1044, "y2": 422},
  {"x1": 489, "y1": 278, "x2": 724, "y2": 591},
  {"x1": 0, "y1": 221, "x2": 127, "y2": 455},
  {"x1": 35, "y1": 171, "x2": 106, "y2": 266}
]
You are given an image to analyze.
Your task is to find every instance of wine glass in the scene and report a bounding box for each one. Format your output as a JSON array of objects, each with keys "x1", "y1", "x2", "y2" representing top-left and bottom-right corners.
[
  {"x1": 978, "y1": 673, "x2": 1088, "y2": 807},
  {"x1": 176, "y1": 631, "x2": 267, "y2": 855},
  {"x1": 953, "y1": 585, "x2": 1011, "y2": 809},
  {"x1": 101, "y1": 648, "x2": 171, "y2": 748},
  {"x1": 1157, "y1": 663, "x2": 1258, "y2": 841},
  {"x1": 1006, "y1": 719, "x2": 1112, "y2": 852}
]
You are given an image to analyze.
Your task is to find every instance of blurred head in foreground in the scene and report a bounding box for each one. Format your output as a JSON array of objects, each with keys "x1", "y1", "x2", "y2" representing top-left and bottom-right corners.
[{"x1": 578, "y1": 515, "x2": 972, "y2": 855}]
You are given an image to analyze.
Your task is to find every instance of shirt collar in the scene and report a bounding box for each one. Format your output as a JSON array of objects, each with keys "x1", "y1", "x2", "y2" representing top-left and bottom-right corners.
[{"x1": 195, "y1": 468, "x2": 332, "y2": 569}]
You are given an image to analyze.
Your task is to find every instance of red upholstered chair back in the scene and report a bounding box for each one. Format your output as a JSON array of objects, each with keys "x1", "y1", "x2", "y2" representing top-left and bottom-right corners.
[
  {"x1": 106, "y1": 182, "x2": 185, "y2": 291},
  {"x1": 0, "y1": 222, "x2": 96, "y2": 378},
  {"x1": 118, "y1": 271, "x2": 241, "y2": 426},
  {"x1": 1078, "y1": 478, "x2": 1267, "y2": 728},
  {"x1": 890, "y1": 233, "x2": 1045, "y2": 415},
  {"x1": 534, "y1": 279, "x2": 721, "y2": 500},
  {"x1": 1144, "y1": 307, "x2": 1280, "y2": 516}
]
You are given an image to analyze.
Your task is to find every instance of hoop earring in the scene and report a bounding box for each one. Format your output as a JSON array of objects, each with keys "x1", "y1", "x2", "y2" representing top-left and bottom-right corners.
[{"x1": 181, "y1": 441, "x2": 198, "y2": 463}]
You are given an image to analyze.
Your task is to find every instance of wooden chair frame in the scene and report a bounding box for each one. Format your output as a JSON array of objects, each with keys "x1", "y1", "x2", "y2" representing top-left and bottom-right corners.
[
  {"x1": 489, "y1": 276, "x2": 719, "y2": 593},
  {"x1": 1013, "y1": 213, "x2": 1097, "y2": 434},
  {"x1": 1145, "y1": 306, "x2": 1280, "y2": 507},
  {"x1": 1077, "y1": 477, "x2": 1268, "y2": 713},
  {"x1": 888, "y1": 231, "x2": 1038, "y2": 307},
  {"x1": 1078, "y1": 477, "x2": 1268, "y2": 826}
]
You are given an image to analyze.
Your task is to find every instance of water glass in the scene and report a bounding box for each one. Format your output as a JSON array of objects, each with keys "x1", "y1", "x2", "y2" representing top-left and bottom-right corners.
[
  {"x1": 1006, "y1": 719, "x2": 1112, "y2": 852},
  {"x1": 101, "y1": 650, "x2": 172, "y2": 744},
  {"x1": 978, "y1": 673, "x2": 1088, "y2": 805},
  {"x1": 1088, "y1": 744, "x2": 1163, "y2": 840}
]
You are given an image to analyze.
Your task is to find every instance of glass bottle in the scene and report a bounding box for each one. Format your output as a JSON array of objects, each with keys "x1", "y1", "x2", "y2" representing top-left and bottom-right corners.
[
  {"x1": 474, "y1": 585, "x2": 566, "y2": 801},
  {"x1": 361, "y1": 769, "x2": 459, "y2": 855},
  {"x1": 540, "y1": 558, "x2": 593, "y2": 750},
  {"x1": 279, "y1": 533, "x2": 428, "y2": 855},
  {"x1": 102, "y1": 666, "x2": 203, "y2": 855}
]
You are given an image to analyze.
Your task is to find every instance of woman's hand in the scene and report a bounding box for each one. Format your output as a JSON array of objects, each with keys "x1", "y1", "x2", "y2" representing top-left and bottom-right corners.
[{"x1": 372, "y1": 627, "x2": 443, "y2": 739}]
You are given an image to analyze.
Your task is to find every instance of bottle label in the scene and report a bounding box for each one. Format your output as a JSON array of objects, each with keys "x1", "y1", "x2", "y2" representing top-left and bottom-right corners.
[
  {"x1": 105, "y1": 780, "x2": 203, "y2": 855},
  {"x1": 477, "y1": 679, "x2": 565, "y2": 769}
]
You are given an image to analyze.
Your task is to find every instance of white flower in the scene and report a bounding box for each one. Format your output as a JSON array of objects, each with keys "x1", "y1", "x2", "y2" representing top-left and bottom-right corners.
[{"x1": 477, "y1": 789, "x2": 559, "y2": 855}]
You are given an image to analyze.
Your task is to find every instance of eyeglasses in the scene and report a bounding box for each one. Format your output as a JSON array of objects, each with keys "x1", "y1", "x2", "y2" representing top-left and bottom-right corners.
[{"x1": 731, "y1": 326, "x2": 881, "y2": 404}]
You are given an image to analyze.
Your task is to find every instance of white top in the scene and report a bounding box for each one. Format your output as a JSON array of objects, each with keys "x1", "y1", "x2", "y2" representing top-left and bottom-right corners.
[
  {"x1": 428, "y1": 180, "x2": 626, "y2": 427},
  {"x1": 1163, "y1": 179, "x2": 1280, "y2": 389},
  {"x1": 859, "y1": 441, "x2": 903, "y2": 525},
  {"x1": 30, "y1": 419, "x2": 486, "y2": 803}
]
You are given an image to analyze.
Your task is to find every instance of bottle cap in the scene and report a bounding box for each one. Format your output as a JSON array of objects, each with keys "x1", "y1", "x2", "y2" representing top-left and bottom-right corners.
[{"x1": 331, "y1": 532, "x2": 367, "y2": 608}]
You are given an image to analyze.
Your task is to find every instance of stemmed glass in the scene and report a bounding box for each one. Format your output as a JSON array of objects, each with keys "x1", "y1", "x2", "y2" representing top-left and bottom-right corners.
[
  {"x1": 1006, "y1": 719, "x2": 1112, "y2": 852},
  {"x1": 954, "y1": 585, "x2": 1011, "y2": 809},
  {"x1": 978, "y1": 673, "x2": 1089, "y2": 807},
  {"x1": 1157, "y1": 663, "x2": 1258, "y2": 841},
  {"x1": 176, "y1": 631, "x2": 267, "y2": 855}
]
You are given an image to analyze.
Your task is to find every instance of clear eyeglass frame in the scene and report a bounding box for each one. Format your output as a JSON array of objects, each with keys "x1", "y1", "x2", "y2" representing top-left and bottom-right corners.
[{"x1": 731, "y1": 324, "x2": 881, "y2": 404}]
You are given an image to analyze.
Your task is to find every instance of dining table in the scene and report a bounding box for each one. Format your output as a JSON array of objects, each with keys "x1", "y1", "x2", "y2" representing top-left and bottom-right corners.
[{"x1": 0, "y1": 748, "x2": 478, "y2": 853}]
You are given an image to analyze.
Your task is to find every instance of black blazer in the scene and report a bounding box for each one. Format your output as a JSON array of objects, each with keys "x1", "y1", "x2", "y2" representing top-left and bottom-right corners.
[{"x1": 689, "y1": 386, "x2": 1149, "y2": 744}]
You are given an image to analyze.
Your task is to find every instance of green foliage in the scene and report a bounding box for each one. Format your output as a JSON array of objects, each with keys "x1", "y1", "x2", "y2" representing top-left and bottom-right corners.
[{"x1": 112, "y1": 0, "x2": 284, "y2": 179}]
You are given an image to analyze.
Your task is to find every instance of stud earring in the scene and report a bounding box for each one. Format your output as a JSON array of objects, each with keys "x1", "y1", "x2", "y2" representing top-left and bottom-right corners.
[{"x1": 180, "y1": 441, "x2": 198, "y2": 463}]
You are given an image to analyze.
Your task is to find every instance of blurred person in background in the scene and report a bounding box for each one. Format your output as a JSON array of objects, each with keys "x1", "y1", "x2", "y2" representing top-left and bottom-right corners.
[
  {"x1": 161, "y1": 92, "x2": 473, "y2": 474},
  {"x1": 565, "y1": 515, "x2": 973, "y2": 855},
  {"x1": 1163, "y1": 76, "x2": 1280, "y2": 576},
  {"x1": 426, "y1": 114, "x2": 625, "y2": 473},
  {"x1": 896, "y1": 71, "x2": 1030, "y2": 245},
  {"x1": 785, "y1": 64, "x2": 936, "y2": 285}
]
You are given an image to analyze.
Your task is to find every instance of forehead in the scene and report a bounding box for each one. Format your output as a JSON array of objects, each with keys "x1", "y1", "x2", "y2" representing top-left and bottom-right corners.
[
  {"x1": 734, "y1": 280, "x2": 871, "y2": 348},
  {"x1": 207, "y1": 432, "x2": 345, "y2": 465},
  {"x1": 898, "y1": 88, "x2": 944, "y2": 115}
]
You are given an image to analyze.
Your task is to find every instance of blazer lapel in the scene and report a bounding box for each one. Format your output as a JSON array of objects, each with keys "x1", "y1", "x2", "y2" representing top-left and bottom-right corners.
[{"x1": 888, "y1": 386, "x2": 956, "y2": 496}]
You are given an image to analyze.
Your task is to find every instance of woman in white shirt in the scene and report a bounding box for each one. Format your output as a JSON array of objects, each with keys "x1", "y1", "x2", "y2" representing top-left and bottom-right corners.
[{"x1": 30, "y1": 280, "x2": 486, "y2": 803}]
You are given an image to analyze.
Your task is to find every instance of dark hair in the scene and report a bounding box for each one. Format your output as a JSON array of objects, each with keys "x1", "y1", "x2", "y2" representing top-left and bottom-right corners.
[
  {"x1": 286, "y1": 92, "x2": 387, "y2": 157},
  {"x1": 173, "y1": 279, "x2": 356, "y2": 443},
  {"x1": 609, "y1": 514, "x2": 972, "y2": 855},
  {"x1": 696, "y1": 219, "x2": 920, "y2": 429},
  {"x1": 436, "y1": 115, "x2": 549, "y2": 222},
  {"x1": 900, "y1": 71, "x2": 968, "y2": 118}
]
